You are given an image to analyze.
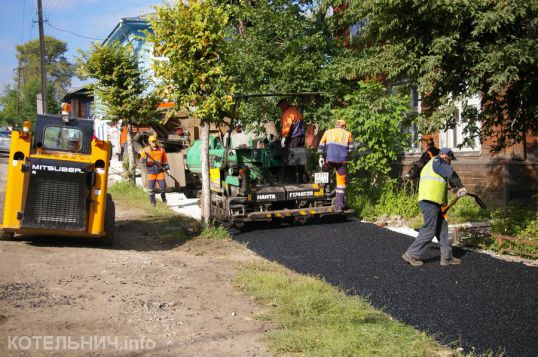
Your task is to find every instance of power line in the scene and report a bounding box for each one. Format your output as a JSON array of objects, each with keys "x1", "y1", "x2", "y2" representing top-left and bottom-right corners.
[
  {"x1": 20, "y1": 0, "x2": 27, "y2": 44},
  {"x1": 69, "y1": 0, "x2": 89, "y2": 16},
  {"x1": 45, "y1": 0, "x2": 57, "y2": 14},
  {"x1": 46, "y1": 22, "x2": 103, "y2": 41},
  {"x1": 28, "y1": 0, "x2": 35, "y2": 43}
]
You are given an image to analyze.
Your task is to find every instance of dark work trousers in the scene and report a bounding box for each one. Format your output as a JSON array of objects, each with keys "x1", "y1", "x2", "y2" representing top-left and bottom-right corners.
[
  {"x1": 323, "y1": 162, "x2": 347, "y2": 209},
  {"x1": 405, "y1": 200, "x2": 452, "y2": 261},
  {"x1": 147, "y1": 178, "x2": 167, "y2": 204},
  {"x1": 283, "y1": 135, "x2": 306, "y2": 183},
  {"x1": 284, "y1": 135, "x2": 305, "y2": 148}
]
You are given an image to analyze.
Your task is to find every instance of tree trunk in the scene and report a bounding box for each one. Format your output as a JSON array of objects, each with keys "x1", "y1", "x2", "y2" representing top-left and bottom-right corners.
[
  {"x1": 126, "y1": 123, "x2": 137, "y2": 186},
  {"x1": 200, "y1": 120, "x2": 211, "y2": 226}
]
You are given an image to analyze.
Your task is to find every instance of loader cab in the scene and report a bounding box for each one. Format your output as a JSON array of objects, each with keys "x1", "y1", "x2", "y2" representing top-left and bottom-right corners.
[{"x1": 33, "y1": 114, "x2": 94, "y2": 155}]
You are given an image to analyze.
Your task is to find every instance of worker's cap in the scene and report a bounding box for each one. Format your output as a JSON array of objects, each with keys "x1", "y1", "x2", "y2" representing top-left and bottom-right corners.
[
  {"x1": 336, "y1": 119, "x2": 346, "y2": 127},
  {"x1": 148, "y1": 135, "x2": 158, "y2": 142},
  {"x1": 439, "y1": 147, "x2": 457, "y2": 160},
  {"x1": 419, "y1": 134, "x2": 434, "y2": 143}
]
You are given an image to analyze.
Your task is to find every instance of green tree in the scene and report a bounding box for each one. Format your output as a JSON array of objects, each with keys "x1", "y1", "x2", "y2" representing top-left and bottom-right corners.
[
  {"x1": 0, "y1": 36, "x2": 72, "y2": 126},
  {"x1": 146, "y1": 0, "x2": 236, "y2": 224},
  {"x1": 77, "y1": 41, "x2": 159, "y2": 184},
  {"x1": 333, "y1": 0, "x2": 538, "y2": 151},
  {"x1": 227, "y1": 0, "x2": 345, "y2": 130},
  {"x1": 334, "y1": 81, "x2": 411, "y2": 183},
  {"x1": 16, "y1": 36, "x2": 75, "y2": 100},
  {"x1": 0, "y1": 80, "x2": 59, "y2": 127}
]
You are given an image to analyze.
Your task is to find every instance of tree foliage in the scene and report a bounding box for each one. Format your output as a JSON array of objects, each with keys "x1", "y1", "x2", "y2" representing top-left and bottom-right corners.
[
  {"x1": 0, "y1": 80, "x2": 59, "y2": 127},
  {"x1": 227, "y1": 0, "x2": 347, "y2": 129},
  {"x1": 77, "y1": 41, "x2": 159, "y2": 184},
  {"x1": 333, "y1": 0, "x2": 538, "y2": 151},
  {"x1": 76, "y1": 41, "x2": 158, "y2": 125},
  {"x1": 146, "y1": 0, "x2": 235, "y2": 122},
  {"x1": 0, "y1": 36, "x2": 72, "y2": 126},
  {"x1": 334, "y1": 81, "x2": 411, "y2": 178},
  {"x1": 16, "y1": 36, "x2": 75, "y2": 100}
]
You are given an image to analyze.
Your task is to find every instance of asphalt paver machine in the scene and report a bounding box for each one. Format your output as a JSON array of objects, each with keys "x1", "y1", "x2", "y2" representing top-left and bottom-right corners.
[{"x1": 185, "y1": 93, "x2": 353, "y2": 227}]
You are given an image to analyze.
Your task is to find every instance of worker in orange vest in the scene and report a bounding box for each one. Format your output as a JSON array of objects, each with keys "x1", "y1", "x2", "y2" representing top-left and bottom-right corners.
[
  {"x1": 140, "y1": 135, "x2": 169, "y2": 207},
  {"x1": 277, "y1": 99, "x2": 305, "y2": 148},
  {"x1": 318, "y1": 119, "x2": 355, "y2": 213}
]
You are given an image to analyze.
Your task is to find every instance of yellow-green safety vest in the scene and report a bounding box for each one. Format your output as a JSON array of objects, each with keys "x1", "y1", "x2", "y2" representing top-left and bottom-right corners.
[{"x1": 418, "y1": 158, "x2": 447, "y2": 205}]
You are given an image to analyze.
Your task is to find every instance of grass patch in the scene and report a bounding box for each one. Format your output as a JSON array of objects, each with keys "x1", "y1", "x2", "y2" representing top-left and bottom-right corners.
[
  {"x1": 108, "y1": 181, "x2": 175, "y2": 219},
  {"x1": 450, "y1": 195, "x2": 537, "y2": 258},
  {"x1": 237, "y1": 261, "x2": 457, "y2": 356},
  {"x1": 200, "y1": 223, "x2": 232, "y2": 240}
]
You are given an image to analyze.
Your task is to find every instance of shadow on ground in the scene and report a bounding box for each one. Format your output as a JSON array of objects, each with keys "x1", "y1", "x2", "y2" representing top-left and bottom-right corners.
[{"x1": 7, "y1": 215, "x2": 197, "y2": 252}]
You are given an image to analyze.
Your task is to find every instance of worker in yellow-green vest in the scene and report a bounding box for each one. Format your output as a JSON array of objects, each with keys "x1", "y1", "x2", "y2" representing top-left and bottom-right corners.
[{"x1": 402, "y1": 148, "x2": 467, "y2": 267}]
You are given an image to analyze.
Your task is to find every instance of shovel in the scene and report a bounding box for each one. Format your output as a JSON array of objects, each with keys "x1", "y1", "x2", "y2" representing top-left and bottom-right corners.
[
  {"x1": 144, "y1": 150, "x2": 182, "y2": 187},
  {"x1": 442, "y1": 192, "x2": 487, "y2": 215}
]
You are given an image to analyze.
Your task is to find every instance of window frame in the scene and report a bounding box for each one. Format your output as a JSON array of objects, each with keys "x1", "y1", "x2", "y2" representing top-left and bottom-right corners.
[
  {"x1": 438, "y1": 95, "x2": 481, "y2": 153},
  {"x1": 42, "y1": 125, "x2": 85, "y2": 153}
]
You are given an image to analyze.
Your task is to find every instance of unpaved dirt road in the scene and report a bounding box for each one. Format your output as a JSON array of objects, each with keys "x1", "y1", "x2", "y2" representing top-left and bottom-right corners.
[{"x1": 0, "y1": 157, "x2": 271, "y2": 356}]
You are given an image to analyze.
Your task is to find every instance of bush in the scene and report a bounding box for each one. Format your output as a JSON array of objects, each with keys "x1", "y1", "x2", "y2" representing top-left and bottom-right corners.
[{"x1": 348, "y1": 177, "x2": 420, "y2": 220}]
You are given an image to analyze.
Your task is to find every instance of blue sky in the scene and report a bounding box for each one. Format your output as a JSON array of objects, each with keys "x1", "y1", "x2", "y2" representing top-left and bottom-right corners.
[{"x1": 0, "y1": 0, "x2": 159, "y2": 93}]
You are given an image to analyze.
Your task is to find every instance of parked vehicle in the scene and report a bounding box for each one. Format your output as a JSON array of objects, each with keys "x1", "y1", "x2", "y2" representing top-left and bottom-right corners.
[{"x1": 0, "y1": 130, "x2": 11, "y2": 154}]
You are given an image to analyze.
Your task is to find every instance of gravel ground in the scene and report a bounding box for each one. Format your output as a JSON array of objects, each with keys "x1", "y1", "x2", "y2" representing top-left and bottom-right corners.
[{"x1": 234, "y1": 218, "x2": 538, "y2": 357}]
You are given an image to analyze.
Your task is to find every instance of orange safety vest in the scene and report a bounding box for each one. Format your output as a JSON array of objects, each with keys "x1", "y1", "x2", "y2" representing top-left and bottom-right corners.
[
  {"x1": 141, "y1": 146, "x2": 168, "y2": 175},
  {"x1": 281, "y1": 106, "x2": 304, "y2": 138}
]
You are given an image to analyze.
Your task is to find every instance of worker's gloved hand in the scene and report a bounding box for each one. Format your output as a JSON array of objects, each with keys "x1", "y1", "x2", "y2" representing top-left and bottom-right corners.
[
  {"x1": 146, "y1": 159, "x2": 154, "y2": 166},
  {"x1": 457, "y1": 187, "x2": 467, "y2": 197},
  {"x1": 318, "y1": 157, "x2": 325, "y2": 168}
]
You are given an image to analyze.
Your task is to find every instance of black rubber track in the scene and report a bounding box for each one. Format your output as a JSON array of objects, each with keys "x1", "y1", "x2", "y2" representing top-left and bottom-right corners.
[{"x1": 234, "y1": 218, "x2": 538, "y2": 357}]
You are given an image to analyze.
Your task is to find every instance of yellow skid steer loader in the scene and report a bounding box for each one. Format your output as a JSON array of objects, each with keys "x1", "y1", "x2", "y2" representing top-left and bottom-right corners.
[{"x1": 0, "y1": 107, "x2": 114, "y2": 244}]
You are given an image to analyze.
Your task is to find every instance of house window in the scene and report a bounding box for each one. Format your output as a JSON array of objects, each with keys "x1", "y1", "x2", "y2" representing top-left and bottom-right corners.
[
  {"x1": 400, "y1": 86, "x2": 420, "y2": 152},
  {"x1": 439, "y1": 96, "x2": 481, "y2": 152},
  {"x1": 80, "y1": 101, "x2": 88, "y2": 118}
]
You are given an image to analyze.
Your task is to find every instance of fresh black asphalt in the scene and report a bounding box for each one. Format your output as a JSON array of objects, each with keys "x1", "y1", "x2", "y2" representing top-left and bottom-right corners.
[{"x1": 233, "y1": 218, "x2": 538, "y2": 357}]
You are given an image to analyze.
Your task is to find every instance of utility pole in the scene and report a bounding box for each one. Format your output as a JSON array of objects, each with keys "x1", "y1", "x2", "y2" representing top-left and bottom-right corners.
[
  {"x1": 14, "y1": 66, "x2": 20, "y2": 122},
  {"x1": 14, "y1": 64, "x2": 27, "y2": 126},
  {"x1": 37, "y1": 0, "x2": 47, "y2": 114}
]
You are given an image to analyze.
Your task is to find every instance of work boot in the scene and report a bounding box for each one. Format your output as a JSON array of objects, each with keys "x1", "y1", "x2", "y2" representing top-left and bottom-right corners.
[
  {"x1": 161, "y1": 192, "x2": 167, "y2": 204},
  {"x1": 333, "y1": 206, "x2": 343, "y2": 213},
  {"x1": 402, "y1": 253, "x2": 423, "y2": 267},
  {"x1": 149, "y1": 195, "x2": 157, "y2": 207},
  {"x1": 440, "y1": 257, "x2": 462, "y2": 266}
]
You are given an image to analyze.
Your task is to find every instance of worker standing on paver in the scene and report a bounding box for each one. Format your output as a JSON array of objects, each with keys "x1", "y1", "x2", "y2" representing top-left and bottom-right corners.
[
  {"x1": 277, "y1": 99, "x2": 305, "y2": 148},
  {"x1": 140, "y1": 135, "x2": 169, "y2": 207},
  {"x1": 402, "y1": 148, "x2": 467, "y2": 267},
  {"x1": 406, "y1": 134, "x2": 440, "y2": 180},
  {"x1": 318, "y1": 119, "x2": 355, "y2": 213}
]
